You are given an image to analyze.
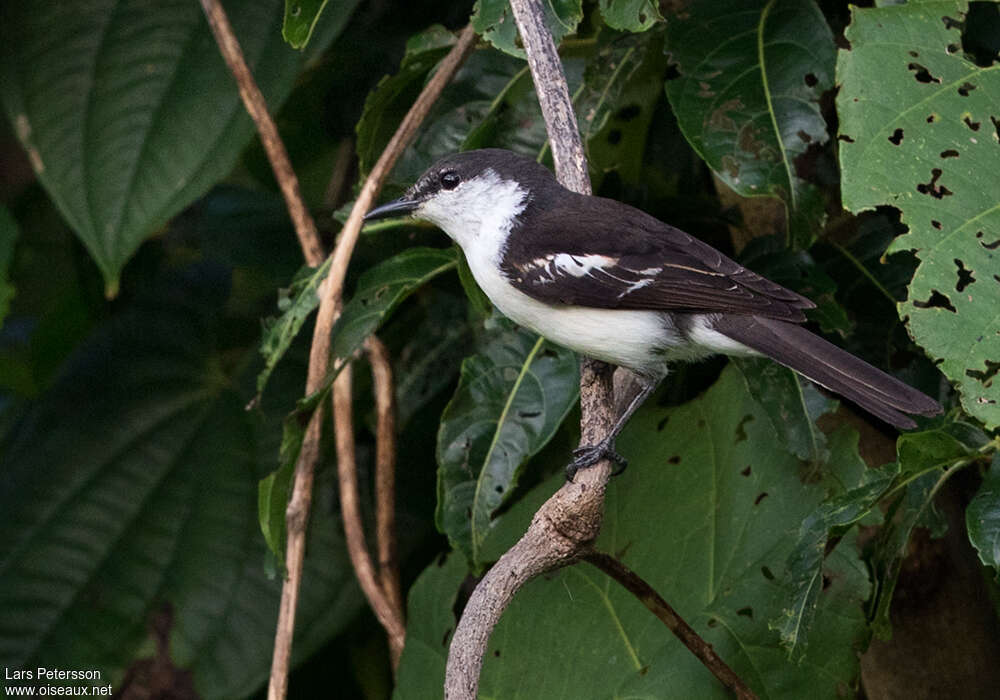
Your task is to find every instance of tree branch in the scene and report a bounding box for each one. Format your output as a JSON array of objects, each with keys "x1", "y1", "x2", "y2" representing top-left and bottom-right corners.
[
  {"x1": 267, "y1": 24, "x2": 478, "y2": 700},
  {"x1": 581, "y1": 551, "x2": 759, "y2": 700},
  {"x1": 444, "y1": 2, "x2": 619, "y2": 697},
  {"x1": 366, "y1": 334, "x2": 405, "y2": 667},
  {"x1": 198, "y1": 0, "x2": 324, "y2": 267}
]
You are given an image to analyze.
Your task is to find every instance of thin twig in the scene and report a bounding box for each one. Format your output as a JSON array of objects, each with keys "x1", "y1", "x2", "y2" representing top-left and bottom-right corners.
[
  {"x1": 365, "y1": 336, "x2": 405, "y2": 649},
  {"x1": 198, "y1": 0, "x2": 324, "y2": 267},
  {"x1": 331, "y1": 363, "x2": 407, "y2": 657},
  {"x1": 268, "y1": 25, "x2": 478, "y2": 700},
  {"x1": 581, "y1": 551, "x2": 759, "y2": 700},
  {"x1": 444, "y1": 1, "x2": 620, "y2": 697}
]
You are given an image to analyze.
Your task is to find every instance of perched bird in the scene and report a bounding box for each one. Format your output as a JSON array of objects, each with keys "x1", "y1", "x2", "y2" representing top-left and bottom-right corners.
[{"x1": 365, "y1": 149, "x2": 941, "y2": 478}]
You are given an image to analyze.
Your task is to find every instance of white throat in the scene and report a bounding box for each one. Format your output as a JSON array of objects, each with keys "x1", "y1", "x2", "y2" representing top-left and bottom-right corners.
[{"x1": 414, "y1": 168, "x2": 528, "y2": 262}]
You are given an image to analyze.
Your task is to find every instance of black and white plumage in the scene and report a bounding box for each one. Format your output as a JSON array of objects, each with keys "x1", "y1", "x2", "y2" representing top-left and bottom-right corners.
[{"x1": 365, "y1": 149, "x2": 941, "y2": 476}]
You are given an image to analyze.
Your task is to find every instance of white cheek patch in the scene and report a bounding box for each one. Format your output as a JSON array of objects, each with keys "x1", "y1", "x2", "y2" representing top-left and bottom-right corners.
[{"x1": 416, "y1": 168, "x2": 527, "y2": 256}]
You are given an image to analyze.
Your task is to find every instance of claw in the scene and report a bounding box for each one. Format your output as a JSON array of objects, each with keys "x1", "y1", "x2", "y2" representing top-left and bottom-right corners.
[{"x1": 565, "y1": 439, "x2": 628, "y2": 481}]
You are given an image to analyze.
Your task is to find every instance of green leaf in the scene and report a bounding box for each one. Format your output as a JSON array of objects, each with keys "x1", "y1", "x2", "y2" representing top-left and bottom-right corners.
[
  {"x1": 472, "y1": 0, "x2": 584, "y2": 59},
  {"x1": 0, "y1": 206, "x2": 17, "y2": 325},
  {"x1": 256, "y1": 258, "x2": 331, "y2": 397},
  {"x1": 968, "y1": 453, "x2": 1000, "y2": 575},
  {"x1": 393, "y1": 552, "x2": 468, "y2": 696},
  {"x1": 776, "y1": 429, "x2": 896, "y2": 660},
  {"x1": 599, "y1": 0, "x2": 663, "y2": 33},
  {"x1": 0, "y1": 0, "x2": 353, "y2": 294},
  {"x1": 0, "y1": 269, "x2": 361, "y2": 697},
  {"x1": 355, "y1": 26, "x2": 457, "y2": 177},
  {"x1": 401, "y1": 365, "x2": 871, "y2": 697},
  {"x1": 331, "y1": 247, "x2": 459, "y2": 360},
  {"x1": 256, "y1": 247, "x2": 458, "y2": 560},
  {"x1": 664, "y1": 0, "x2": 835, "y2": 248},
  {"x1": 282, "y1": 0, "x2": 359, "y2": 49},
  {"x1": 837, "y1": 1, "x2": 1000, "y2": 429},
  {"x1": 867, "y1": 428, "x2": 974, "y2": 637},
  {"x1": 733, "y1": 357, "x2": 837, "y2": 464},
  {"x1": 436, "y1": 323, "x2": 579, "y2": 567}
]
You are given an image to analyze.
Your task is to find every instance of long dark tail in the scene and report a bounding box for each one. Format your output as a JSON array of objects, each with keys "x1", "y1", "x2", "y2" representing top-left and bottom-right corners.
[{"x1": 712, "y1": 315, "x2": 941, "y2": 429}]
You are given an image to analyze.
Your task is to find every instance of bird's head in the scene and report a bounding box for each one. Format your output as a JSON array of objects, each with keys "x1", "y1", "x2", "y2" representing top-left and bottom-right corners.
[{"x1": 364, "y1": 149, "x2": 557, "y2": 250}]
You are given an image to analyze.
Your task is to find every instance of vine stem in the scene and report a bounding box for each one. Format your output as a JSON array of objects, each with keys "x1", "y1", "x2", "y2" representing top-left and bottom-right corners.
[{"x1": 198, "y1": 5, "x2": 477, "y2": 696}]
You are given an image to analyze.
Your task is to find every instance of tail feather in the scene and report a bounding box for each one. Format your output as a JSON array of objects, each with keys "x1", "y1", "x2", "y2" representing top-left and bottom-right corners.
[{"x1": 712, "y1": 315, "x2": 941, "y2": 429}]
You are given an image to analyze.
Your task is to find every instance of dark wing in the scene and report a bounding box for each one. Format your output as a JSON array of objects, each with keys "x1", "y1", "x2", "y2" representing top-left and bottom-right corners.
[{"x1": 500, "y1": 193, "x2": 814, "y2": 322}]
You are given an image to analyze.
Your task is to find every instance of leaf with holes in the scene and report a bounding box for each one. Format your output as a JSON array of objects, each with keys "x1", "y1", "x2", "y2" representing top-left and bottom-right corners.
[
  {"x1": 967, "y1": 453, "x2": 1000, "y2": 576},
  {"x1": 838, "y1": 1, "x2": 1000, "y2": 428},
  {"x1": 664, "y1": 0, "x2": 835, "y2": 248},
  {"x1": 0, "y1": 0, "x2": 355, "y2": 295},
  {"x1": 472, "y1": 0, "x2": 584, "y2": 59},
  {"x1": 399, "y1": 365, "x2": 871, "y2": 698},
  {"x1": 599, "y1": 0, "x2": 663, "y2": 33},
  {"x1": 436, "y1": 322, "x2": 578, "y2": 568},
  {"x1": 0, "y1": 270, "x2": 361, "y2": 697}
]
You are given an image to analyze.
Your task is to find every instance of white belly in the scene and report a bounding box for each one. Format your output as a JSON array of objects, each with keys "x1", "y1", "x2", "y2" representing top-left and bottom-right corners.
[{"x1": 467, "y1": 253, "x2": 678, "y2": 376}]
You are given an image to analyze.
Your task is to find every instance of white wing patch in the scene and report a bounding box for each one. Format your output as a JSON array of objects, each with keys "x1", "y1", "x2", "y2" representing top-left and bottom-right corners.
[{"x1": 519, "y1": 253, "x2": 660, "y2": 299}]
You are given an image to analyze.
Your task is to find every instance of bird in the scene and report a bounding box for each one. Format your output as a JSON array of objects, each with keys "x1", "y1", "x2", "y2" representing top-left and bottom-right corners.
[{"x1": 364, "y1": 148, "x2": 942, "y2": 479}]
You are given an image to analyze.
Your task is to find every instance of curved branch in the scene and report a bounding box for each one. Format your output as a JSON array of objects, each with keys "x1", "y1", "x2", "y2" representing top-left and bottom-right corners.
[
  {"x1": 198, "y1": 0, "x2": 324, "y2": 267},
  {"x1": 268, "y1": 25, "x2": 478, "y2": 700},
  {"x1": 444, "y1": 2, "x2": 619, "y2": 697},
  {"x1": 366, "y1": 334, "x2": 405, "y2": 666},
  {"x1": 581, "y1": 551, "x2": 759, "y2": 700}
]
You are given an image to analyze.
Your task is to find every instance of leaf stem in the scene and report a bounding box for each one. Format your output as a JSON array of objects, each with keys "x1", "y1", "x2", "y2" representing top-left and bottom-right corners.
[{"x1": 829, "y1": 241, "x2": 897, "y2": 306}]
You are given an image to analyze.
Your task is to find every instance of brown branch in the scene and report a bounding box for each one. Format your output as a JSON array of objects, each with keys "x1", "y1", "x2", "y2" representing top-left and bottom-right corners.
[
  {"x1": 365, "y1": 336, "x2": 405, "y2": 643},
  {"x1": 444, "y1": 2, "x2": 620, "y2": 697},
  {"x1": 581, "y1": 551, "x2": 759, "y2": 700},
  {"x1": 331, "y1": 363, "x2": 407, "y2": 660},
  {"x1": 268, "y1": 24, "x2": 478, "y2": 700},
  {"x1": 198, "y1": 0, "x2": 324, "y2": 267}
]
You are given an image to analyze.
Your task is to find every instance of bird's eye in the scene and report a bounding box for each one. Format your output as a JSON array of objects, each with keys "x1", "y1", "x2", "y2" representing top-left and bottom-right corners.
[{"x1": 440, "y1": 170, "x2": 460, "y2": 190}]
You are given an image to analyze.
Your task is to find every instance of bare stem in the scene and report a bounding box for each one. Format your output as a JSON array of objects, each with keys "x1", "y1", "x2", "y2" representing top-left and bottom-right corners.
[
  {"x1": 581, "y1": 551, "x2": 759, "y2": 700},
  {"x1": 267, "y1": 24, "x2": 477, "y2": 700},
  {"x1": 366, "y1": 335, "x2": 405, "y2": 668},
  {"x1": 332, "y1": 364, "x2": 407, "y2": 658},
  {"x1": 198, "y1": 0, "x2": 324, "y2": 267}
]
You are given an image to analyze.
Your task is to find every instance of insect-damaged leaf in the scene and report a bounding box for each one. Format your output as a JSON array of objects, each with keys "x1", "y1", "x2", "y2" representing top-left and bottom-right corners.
[
  {"x1": 838, "y1": 0, "x2": 1000, "y2": 428},
  {"x1": 664, "y1": 0, "x2": 835, "y2": 248}
]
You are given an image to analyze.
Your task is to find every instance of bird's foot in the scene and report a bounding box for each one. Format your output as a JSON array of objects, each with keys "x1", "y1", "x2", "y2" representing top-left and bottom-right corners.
[{"x1": 565, "y1": 439, "x2": 627, "y2": 481}]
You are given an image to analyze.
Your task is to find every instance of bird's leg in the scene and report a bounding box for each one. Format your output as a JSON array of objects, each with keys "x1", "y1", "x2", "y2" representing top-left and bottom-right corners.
[{"x1": 566, "y1": 377, "x2": 658, "y2": 481}]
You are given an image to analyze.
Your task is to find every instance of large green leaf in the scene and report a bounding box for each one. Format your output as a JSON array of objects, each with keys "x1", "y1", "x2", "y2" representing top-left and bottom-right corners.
[
  {"x1": 837, "y1": 0, "x2": 1000, "y2": 428},
  {"x1": 968, "y1": 453, "x2": 1000, "y2": 575},
  {"x1": 436, "y1": 323, "x2": 579, "y2": 568},
  {"x1": 472, "y1": 0, "x2": 584, "y2": 59},
  {"x1": 0, "y1": 0, "x2": 354, "y2": 295},
  {"x1": 0, "y1": 269, "x2": 361, "y2": 698},
  {"x1": 399, "y1": 365, "x2": 870, "y2": 698},
  {"x1": 663, "y1": 0, "x2": 835, "y2": 247}
]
